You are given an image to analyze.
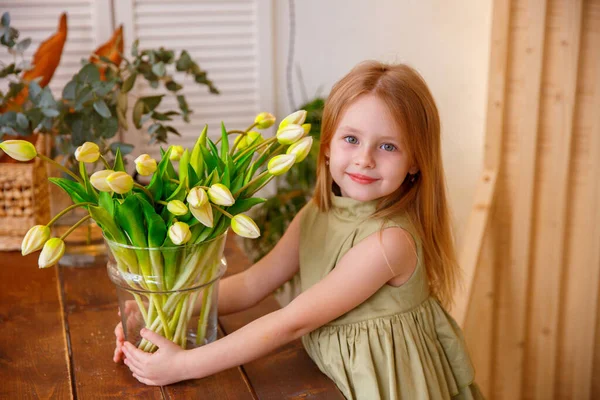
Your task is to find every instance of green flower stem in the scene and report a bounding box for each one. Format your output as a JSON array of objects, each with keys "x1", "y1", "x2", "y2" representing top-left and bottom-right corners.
[
  {"x1": 59, "y1": 214, "x2": 92, "y2": 240},
  {"x1": 234, "y1": 170, "x2": 269, "y2": 198},
  {"x1": 37, "y1": 154, "x2": 83, "y2": 183},
  {"x1": 133, "y1": 183, "x2": 154, "y2": 205},
  {"x1": 215, "y1": 130, "x2": 244, "y2": 145},
  {"x1": 132, "y1": 293, "x2": 149, "y2": 325},
  {"x1": 47, "y1": 202, "x2": 94, "y2": 227},
  {"x1": 251, "y1": 144, "x2": 285, "y2": 175},
  {"x1": 211, "y1": 204, "x2": 233, "y2": 219},
  {"x1": 250, "y1": 175, "x2": 275, "y2": 195},
  {"x1": 169, "y1": 178, "x2": 180, "y2": 184},
  {"x1": 99, "y1": 155, "x2": 111, "y2": 170},
  {"x1": 233, "y1": 136, "x2": 277, "y2": 163}
]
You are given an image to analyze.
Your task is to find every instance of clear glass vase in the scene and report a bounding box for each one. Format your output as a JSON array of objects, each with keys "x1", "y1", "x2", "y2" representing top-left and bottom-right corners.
[{"x1": 105, "y1": 232, "x2": 228, "y2": 352}]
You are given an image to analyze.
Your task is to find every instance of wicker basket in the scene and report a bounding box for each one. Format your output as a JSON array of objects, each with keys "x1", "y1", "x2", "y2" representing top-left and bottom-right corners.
[{"x1": 0, "y1": 134, "x2": 50, "y2": 251}]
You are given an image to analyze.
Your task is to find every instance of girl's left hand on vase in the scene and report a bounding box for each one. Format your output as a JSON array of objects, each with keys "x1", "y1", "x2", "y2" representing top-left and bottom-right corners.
[{"x1": 121, "y1": 328, "x2": 187, "y2": 386}]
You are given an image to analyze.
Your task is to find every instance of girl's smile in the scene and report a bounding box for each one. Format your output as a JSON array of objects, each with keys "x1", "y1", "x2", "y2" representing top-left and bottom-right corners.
[{"x1": 327, "y1": 93, "x2": 417, "y2": 202}]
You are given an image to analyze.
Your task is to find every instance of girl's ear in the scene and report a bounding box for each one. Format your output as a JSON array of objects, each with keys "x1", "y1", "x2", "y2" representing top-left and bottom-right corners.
[{"x1": 409, "y1": 166, "x2": 419, "y2": 175}]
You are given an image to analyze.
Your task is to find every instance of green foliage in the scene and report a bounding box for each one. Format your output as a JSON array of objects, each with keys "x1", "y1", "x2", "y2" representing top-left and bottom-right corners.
[{"x1": 0, "y1": 12, "x2": 219, "y2": 176}]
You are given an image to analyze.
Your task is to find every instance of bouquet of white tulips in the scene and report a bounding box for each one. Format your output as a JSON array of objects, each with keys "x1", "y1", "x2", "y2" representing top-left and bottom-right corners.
[{"x1": 3, "y1": 110, "x2": 313, "y2": 351}]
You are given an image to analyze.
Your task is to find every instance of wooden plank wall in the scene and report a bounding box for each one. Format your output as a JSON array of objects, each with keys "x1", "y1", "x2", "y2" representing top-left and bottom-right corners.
[{"x1": 461, "y1": 0, "x2": 600, "y2": 399}]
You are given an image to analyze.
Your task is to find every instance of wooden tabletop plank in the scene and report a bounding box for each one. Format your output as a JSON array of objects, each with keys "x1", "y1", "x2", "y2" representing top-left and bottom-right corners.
[
  {"x1": 59, "y1": 248, "x2": 253, "y2": 399},
  {"x1": 220, "y1": 237, "x2": 345, "y2": 400},
  {"x1": 0, "y1": 252, "x2": 72, "y2": 399}
]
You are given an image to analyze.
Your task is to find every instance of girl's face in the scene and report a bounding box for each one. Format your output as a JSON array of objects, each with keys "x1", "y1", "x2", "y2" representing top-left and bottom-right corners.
[{"x1": 327, "y1": 93, "x2": 417, "y2": 202}]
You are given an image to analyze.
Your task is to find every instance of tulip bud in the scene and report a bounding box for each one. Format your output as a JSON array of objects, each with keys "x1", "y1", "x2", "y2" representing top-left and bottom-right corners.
[
  {"x1": 231, "y1": 214, "x2": 260, "y2": 239},
  {"x1": 190, "y1": 203, "x2": 213, "y2": 228},
  {"x1": 168, "y1": 221, "x2": 191, "y2": 245},
  {"x1": 0, "y1": 140, "x2": 37, "y2": 161},
  {"x1": 254, "y1": 112, "x2": 276, "y2": 129},
  {"x1": 169, "y1": 145, "x2": 184, "y2": 161},
  {"x1": 106, "y1": 171, "x2": 134, "y2": 194},
  {"x1": 21, "y1": 225, "x2": 51, "y2": 256},
  {"x1": 187, "y1": 187, "x2": 208, "y2": 208},
  {"x1": 278, "y1": 110, "x2": 307, "y2": 130},
  {"x1": 276, "y1": 124, "x2": 305, "y2": 145},
  {"x1": 233, "y1": 131, "x2": 263, "y2": 150},
  {"x1": 90, "y1": 170, "x2": 114, "y2": 192},
  {"x1": 208, "y1": 184, "x2": 235, "y2": 206},
  {"x1": 302, "y1": 123, "x2": 311, "y2": 135},
  {"x1": 286, "y1": 136, "x2": 313, "y2": 163},
  {"x1": 268, "y1": 154, "x2": 296, "y2": 176},
  {"x1": 74, "y1": 142, "x2": 100, "y2": 163},
  {"x1": 167, "y1": 200, "x2": 188, "y2": 216},
  {"x1": 134, "y1": 154, "x2": 157, "y2": 176},
  {"x1": 38, "y1": 237, "x2": 65, "y2": 268}
]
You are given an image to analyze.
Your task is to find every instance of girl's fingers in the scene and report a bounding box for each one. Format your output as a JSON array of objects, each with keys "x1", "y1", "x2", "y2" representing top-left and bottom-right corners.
[
  {"x1": 124, "y1": 358, "x2": 144, "y2": 376},
  {"x1": 123, "y1": 341, "x2": 148, "y2": 363}
]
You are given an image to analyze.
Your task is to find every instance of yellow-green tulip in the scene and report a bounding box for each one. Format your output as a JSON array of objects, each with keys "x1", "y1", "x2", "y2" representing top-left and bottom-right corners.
[
  {"x1": 208, "y1": 184, "x2": 235, "y2": 206},
  {"x1": 254, "y1": 112, "x2": 276, "y2": 129},
  {"x1": 21, "y1": 225, "x2": 51, "y2": 256},
  {"x1": 134, "y1": 154, "x2": 157, "y2": 176},
  {"x1": 74, "y1": 142, "x2": 100, "y2": 163},
  {"x1": 268, "y1": 154, "x2": 296, "y2": 176},
  {"x1": 190, "y1": 203, "x2": 213, "y2": 228},
  {"x1": 302, "y1": 123, "x2": 311, "y2": 135},
  {"x1": 106, "y1": 171, "x2": 134, "y2": 194},
  {"x1": 167, "y1": 200, "x2": 188, "y2": 216},
  {"x1": 168, "y1": 221, "x2": 191, "y2": 245},
  {"x1": 276, "y1": 124, "x2": 305, "y2": 145},
  {"x1": 90, "y1": 170, "x2": 114, "y2": 192},
  {"x1": 38, "y1": 237, "x2": 65, "y2": 268},
  {"x1": 169, "y1": 145, "x2": 184, "y2": 161},
  {"x1": 278, "y1": 110, "x2": 307, "y2": 130},
  {"x1": 286, "y1": 136, "x2": 313, "y2": 163},
  {"x1": 231, "y1": 214, "x2": 260, "y2": 239},
  {"x1": 187, "y1": 187, "x2": 208, "y2": 208},
  {"x1": 233, "y1": 131, "x2": 264, "y2": 150},
  {"x1": 0, "y1": 140, "x2": 37, "y2": 161}
]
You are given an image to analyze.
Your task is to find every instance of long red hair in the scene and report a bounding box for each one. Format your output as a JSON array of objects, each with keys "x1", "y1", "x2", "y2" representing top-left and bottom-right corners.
[{"x1": 312, "y1": 61, "x2": 459, "y2": 308}]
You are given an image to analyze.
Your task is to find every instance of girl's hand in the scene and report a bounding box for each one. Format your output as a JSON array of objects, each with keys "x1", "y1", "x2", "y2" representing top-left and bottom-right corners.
[
  {"x1": 113, "y1": 300, "x2": 144, "y2": 363},
  {"x1": 121, "y1": 328, "x2": 187, "y2": 386}
]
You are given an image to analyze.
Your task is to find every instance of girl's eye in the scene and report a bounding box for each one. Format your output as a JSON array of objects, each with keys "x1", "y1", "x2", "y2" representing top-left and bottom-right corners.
[
  {"x1": 344, "y1": 136, "x2": 358, "y2": 144},
  {"x1": 381, "y1": 143, "x2": 397, "y2": 152}
]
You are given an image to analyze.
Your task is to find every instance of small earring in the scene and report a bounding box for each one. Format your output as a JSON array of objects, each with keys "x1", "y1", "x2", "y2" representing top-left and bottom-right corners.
[
  {"x1": 325, "y1": 159, "x2": 330, "y2": 166},
  {"x1": 409, "y1": 173, "x2": 418, "y2": 183}
]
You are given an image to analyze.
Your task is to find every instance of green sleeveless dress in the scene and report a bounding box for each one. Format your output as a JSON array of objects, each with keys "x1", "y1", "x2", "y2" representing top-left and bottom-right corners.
[{"x1": 298, "y1": 193, "x2": 484, "y2": 400}]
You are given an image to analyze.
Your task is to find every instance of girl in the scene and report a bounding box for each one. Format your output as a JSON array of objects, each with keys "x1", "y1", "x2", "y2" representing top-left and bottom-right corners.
[{"x1": 114, "y1": 61, "x2": 484, "y2": 400}]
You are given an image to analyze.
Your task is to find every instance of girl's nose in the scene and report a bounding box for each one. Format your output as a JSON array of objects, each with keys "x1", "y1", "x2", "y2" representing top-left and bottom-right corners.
[{"x1": 354, "y1": 148, "x2": 375, "y2": 168}]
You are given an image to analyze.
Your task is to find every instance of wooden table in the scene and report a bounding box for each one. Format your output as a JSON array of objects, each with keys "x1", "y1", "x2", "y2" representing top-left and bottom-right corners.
[{"x1": 0, "y1": 233, "x2": 344, "y2": 399}]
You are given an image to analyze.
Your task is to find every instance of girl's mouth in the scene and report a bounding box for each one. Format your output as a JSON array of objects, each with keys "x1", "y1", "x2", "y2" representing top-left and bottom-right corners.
[{"x1": 347, "y1": 173, "x2": 378, "y2": 184}]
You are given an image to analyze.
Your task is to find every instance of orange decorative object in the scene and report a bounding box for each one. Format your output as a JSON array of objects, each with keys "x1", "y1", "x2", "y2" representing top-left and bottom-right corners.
[
  {"x1": 1, "y1": 13, "x2": 68, "y2": 112},
  {"x1": 91, "y1": 25, "x2": 123, "y2": 80}
]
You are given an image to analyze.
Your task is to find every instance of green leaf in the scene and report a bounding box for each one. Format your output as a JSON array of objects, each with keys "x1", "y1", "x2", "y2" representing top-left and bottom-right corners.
[
  {"x1": 121, "y1": 72, "x2": 137, "y2": 93},
  {"x1": 219, "y1": 122, "x2": 229, "y2": 160},
  {"x1": 77, "y1": 63, "x2": 100, "y2": 84},
  {"x1": 15, "y1": 38, "x2": 30, "y2": 52},
  {"x1": 1, "y1": 12, "x2": 10, "y2": 28},
  {"x1": 176, "y1": 50, "x2": 192, "y2": 71},
  {"x1": 93, "y1": 99, "x2": 111, "y2": 118},
  {"x1": 133, "y1": 98, "x2": 145, "y2": 129},
  {"x1": 110, "y1": 142, "x2": 134, "y2": 155},
  {"x1": 142, "y1": 95, "x2": 164, "y2": 111},
  {"x1": 114, "y1": 196, "x2": 148, "y2": 247},
  {"x1": 165, "y1": 176, "x2": 188, "y2": 202},
  {"x1": 165, "y1": 80, "x2": 182, "y2": 92},
  {"x1": 131, "y1": 39, "x2": 139, "y2": 57},
  {"x1": 227, "y1": 197, "x2": 267, "y2": 215},
  {"x1": 176, "y1": 95, "x2": 190, "y2": 123},
  {"x1": 41, "y1": 108, "x2": 59, "y2": 117},
  {"x1": 15, "y1": 113, "x2": 28, "y2": 130},
  {"x1": 178, "y1": 149, "x2": 190, "y2": 186},
  {"x1": 112, "y1": 147, "x2": 125, "y2": 172},
  {"x1": 48, "y1": 177, "x2": 96, "y2": 204},
  {"x1": 136, "y1": 194, "x2": 166, "y2": 247},
  {"x1": 62, "y1": 80, "x2": 77, "y2": 100},
  {"x1": 190, "y1": 125, "x2": 207, "y2": 177},
  {"x1": 147, "y1": 147, "x2": 172, "y2": 200},
  {"x1": 151, "y1": 62, "x2": 166, "y2": 77},
  {"x1": 79, "y1": 161, "x2": 99, "y2": 201},
  {"x1": 98, "y1": 191, "x2": 114, "y2": 217},
  {"x1": 187, "y1": 163, "x2": 199, "y2": 187},
  {"x1": 89, "y1": 205, "x2": 127, "y2": 243}
]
